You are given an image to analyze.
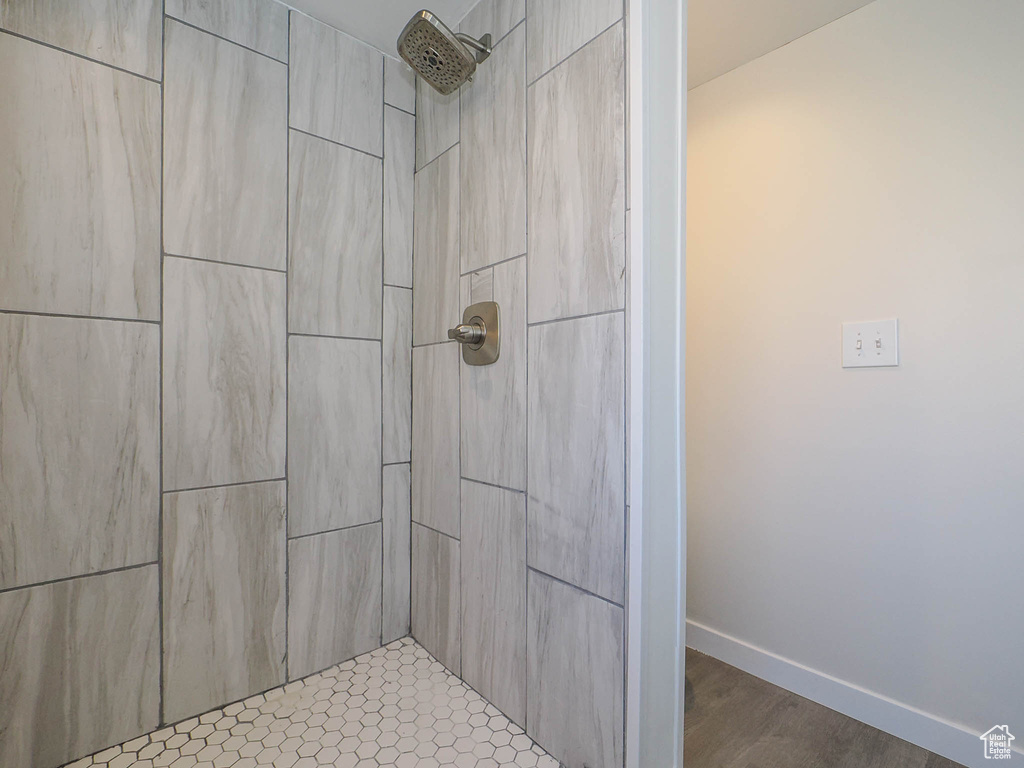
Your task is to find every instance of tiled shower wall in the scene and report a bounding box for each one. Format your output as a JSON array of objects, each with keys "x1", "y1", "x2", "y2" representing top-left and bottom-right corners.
[
  {"x1": 0, "y1": 2, "x2": 414, "y2": 766},
  {"x1": 410, "y1": 1, "x2": 631, "y2": 767}
]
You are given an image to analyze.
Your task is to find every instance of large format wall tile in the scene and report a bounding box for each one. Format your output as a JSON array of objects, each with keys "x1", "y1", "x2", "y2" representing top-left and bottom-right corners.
[
  {"x1": 289, "y1": 336, "x2": 382, "y2": 537},
  {"x1": 383, "y1": 464, "x2": 412, "y2": 643},
  {"x1": 289, "y1": 130, "x2": 383, "y2": 339},
  {"x1": 525, "y1": 0, "x2": 621, "y2": 81},
  {"x1": 413, "y1": 146, "x2": 461, "y2": 345},
  {"x1": 461, "y1": 480, "x2": 527, "y2": 726},
  {"x1": 0, "y1": 0, "x2": 161, "y2": 78},
  {"x1": 412, "y1": 342, "x2": 461, "y2": 539},
  {"x1": 166, "y1": 0, "x2": 288, "y2": 61},
  {"x1": 0, "y1": 315, "x2": 159, "y2": 590},
  {"x1": 288, "y1": 524, "x2": 383, "y2": 679},
  {"x1": 384, "y1": 106, "x2": 415, "y2": 288},
  {"x1": 385, "y1": 56, "x2": 416, "y2": 113},
  {"x1": 527, "y1": 570, "x2": 623, "y2": 768},
  {"x1": 528, "y1": 23, "x2": 625, "y2": 323},
  {"x1": 290, "y1": 12, "x2": 383, "y2": 155},
  {"x1": 0, "y1": 35, "x2": 160, "y2": 320},
  {"x1": 416, "y1": 78, "x2": 459, "y2": 170},
  {"x1": 163, "y1": 19, "x2": 287, "y2": 271},
  {"x1": 528, "y1": 313, "x2": 625, "y2": 603},
  {"x1": 412, "y1": 524, "x2": 461, "y2": 675},
  {"x1": 384, "y1": 287, "x2": 413, "y2": 464},
  {"x1": 460, "y1": 0, "x2": 525, "y2": 45},
  {"x1": 461, "y1": 23, "x2": 526, "y2": 273},
  {"x1": 460, "y1": 258, "x2": 527, "y2": 490},
  {"x1": 162, "y1": 482, "x2": 287, "y2": 723},
  {"x1": 0, "y1": 567, "x2": 160, "y2": 768},
  {"x1": 163, "y1": 258, "x2": 287, "y2": 491}
]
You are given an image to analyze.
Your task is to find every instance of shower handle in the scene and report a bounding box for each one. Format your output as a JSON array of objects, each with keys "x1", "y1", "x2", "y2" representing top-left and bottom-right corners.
[
  {"x1": 448, "y1": 320, "x2": 486, "y2": 348},
  {"x1": 447, "y1": 301, "x2": 500, "y2": 366}
]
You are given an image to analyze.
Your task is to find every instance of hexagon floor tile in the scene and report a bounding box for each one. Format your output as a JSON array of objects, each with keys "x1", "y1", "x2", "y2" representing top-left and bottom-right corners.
[{"x1": 64, "y1": 638, "x2": 559, "y2": 768}]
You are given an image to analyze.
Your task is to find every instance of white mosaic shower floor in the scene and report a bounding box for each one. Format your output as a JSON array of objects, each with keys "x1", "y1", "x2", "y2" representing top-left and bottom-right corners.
[{"x1": 67, "y1": 638, "x2": 558, "y2": 768}]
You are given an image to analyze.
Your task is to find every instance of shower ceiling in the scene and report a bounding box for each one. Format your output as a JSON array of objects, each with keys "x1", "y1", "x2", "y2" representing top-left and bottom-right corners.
[
  {"x1": 286, "y1": 0, "x2": 480, "y2": 56},
  {"x1": 689, "y1": 0, "x2": 876, "y2": 88}
]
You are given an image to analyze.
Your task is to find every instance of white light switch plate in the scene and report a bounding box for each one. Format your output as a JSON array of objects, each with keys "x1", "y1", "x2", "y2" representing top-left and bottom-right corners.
[{"x1": 842, "y1": 319, "x2": 899, "y2": 368}]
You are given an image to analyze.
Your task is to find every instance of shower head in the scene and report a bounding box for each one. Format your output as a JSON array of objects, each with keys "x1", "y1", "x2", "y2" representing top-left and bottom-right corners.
[{"x1": 397, "y1": 10, "x2": 491, "y2": 95}]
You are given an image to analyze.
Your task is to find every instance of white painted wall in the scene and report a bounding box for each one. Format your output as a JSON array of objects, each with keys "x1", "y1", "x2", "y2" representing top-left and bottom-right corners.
[{"x1": 686, "y1": 1, "x2": 1024, "y2": 765}]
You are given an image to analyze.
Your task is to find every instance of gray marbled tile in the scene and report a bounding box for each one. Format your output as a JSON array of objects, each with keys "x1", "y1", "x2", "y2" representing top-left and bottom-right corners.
[
  {"x1": 527, "y1": 569, "x2": 623, "y2": 768},
  {"x1": 163, "y1": 258, "x2": 287, "y2": 491},
  {"x1": 383, "y1": 464, "x2": 412, "y2": 643},
  {"x1": 0, "y1": 0, "x2": 161, "y2": 78},
  {"x1": 413, "y1": 145, "x2": 461, "y2": 345},
  {"x1": 0, "y1": 315, "x2": 159, "y2": 590},
  {"x1": 0, "y1": 567, "x2": 160, "y2": 768},
  {"x1": 461, "y1": 480, "x2": 527, "y2": 726},
  {"x1": 384, "y1": 287, "x2": 412, "y2": 464},
  {"x1": 412, "y1": 342, "x2": 461, "y2": 539},
  {"x1": 526, "y1": 0, "x2": 621, "y2": 81},
  {"x1": 162, "y1": 481, "x2": 287, "y2": 723},
  {"x1": 416, "y1": 76, "x2": 459, "y2": 170},
  {"x1": 461, "y1": 23, "x2": 527, "y2": 274},
  {"x1": 164, "y1": 19, "x2": 287, "y2": 271},
  {"x1": 288, "y1": 336, "x2": 382, "y2": 537},
  {"x1": 0, "y1": 34, "x2": 160, "y2": 320},
  {"x1": 385, "y1": 56, "x2": 416, "y2": 113},
  {"x1": 528, "y1": 23, "x2": 625, "y2": 323},
  {"x1": 528, "y1": 313, "x2": 625, "y2": 603},
  {"x1": 290, "y1": 12, "x2": 383, "y2": 156},
  {"x1": 460, "y1": 258, "x2": 527, "y2": 490},
  {"x1": 412, "y1": 523, "x2": 461, "y2": 675},
  {"x1": 289, "y1": 130, "x2": 383, "y2": 338},
  {"x1": 460, "y1": 0, "x2": 525, "y2": 45},
  {"x1": 288, "y1": 524, "x2": 383, "y2": 679},
  {"x1": 384, "y1": 106, "x2": 415, "y2": 289},
  {"x1": 166, "y1": 0, "x2": 288, "y2": 61}
]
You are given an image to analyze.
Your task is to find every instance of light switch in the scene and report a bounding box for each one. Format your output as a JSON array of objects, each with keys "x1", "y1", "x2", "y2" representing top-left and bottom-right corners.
[{"x1": 842, "y1": 319, "x2": 898, "y2": 368}]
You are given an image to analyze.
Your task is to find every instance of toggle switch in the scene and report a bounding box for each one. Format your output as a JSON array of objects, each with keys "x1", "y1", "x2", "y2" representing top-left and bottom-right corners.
[{"x1": 842, "y1": 319, "x2": 899, "y2": 368}]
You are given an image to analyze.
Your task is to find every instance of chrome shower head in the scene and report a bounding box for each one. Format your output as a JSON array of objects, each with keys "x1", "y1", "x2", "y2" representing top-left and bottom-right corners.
[{"x1": 397, "y1": 10, "x2": 491, "y2": 95}]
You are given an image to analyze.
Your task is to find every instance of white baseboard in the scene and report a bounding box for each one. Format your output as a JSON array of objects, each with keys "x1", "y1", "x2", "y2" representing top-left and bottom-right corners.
[{"x1": 685, "y1": 619, "x2": 1018, "y2": 768}]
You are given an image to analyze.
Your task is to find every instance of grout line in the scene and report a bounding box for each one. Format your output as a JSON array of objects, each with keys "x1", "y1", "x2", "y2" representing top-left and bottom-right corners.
[
  {"x1": 380, "y1": 60, "x2": 387, "y2": 649},
  {"x1": 384, "y1": 101, "x2": 415, "y2": 117},
  {"x1": 163, "y1": 477, "x2": 287, "y2": 496},
  {"x1": 523, "y1": 5, "x2": 532, "y2": 733},
  {"x1": 456, "y1": 77, "x2": 464, "y2": 678},
  {"x1": 289, "y1": 125, "x2": 383, "y2": 161},
  {"x1": 527, "y1": 307, "x2": 624, "y2": 328},
  {"x1": 289, "y1": 331, "x2": 382, "y2": 343},
  {"x1": 460, "y1": 476, "x2": 526, "y2": 495},
  {"x1": 157, "y1": 0, "x2": 167, "y2": 728},
  {"x1": 164, "y1": 16, "x2": 287, "y2": 65},
  {"x1": 460, "y1": 251, "x2": 527, "y2": 277},
  {"x1": 525, "y1": 17, "x2": 623, "y2": 89},
  {"x1": 0, "y1": 308, "x2": 159, "y2": 326},
  {"x1": 288, "y1": 519, "x2": 382, "y2": 542},
  {"x1": 284, "y1": 8, "x2": 292, "y2": 685},
  {"x1": 0, "y1": 27, "x2": 161, "y2": 83},
  {"x1": 0, "y1": 561, "x2": 159, "y2": 597},
  {"x1": 526, "y1": 566, "x2": 625, "y2": 610},
  {"x1": 384, "y1": 283, "x2": 413, "y2": 290},
  {"x1": 411, "y1": 520, "x2": 460, "y2": 544},
  {"x1": 163, "y1": 251, "x2": 287, "y2": 275},
  {"x1": 414, "y1": 140, "x2": 459, "y2": 175},
  {"x1": 412, "y1": 338, "x2": 457, "y2": 349}
]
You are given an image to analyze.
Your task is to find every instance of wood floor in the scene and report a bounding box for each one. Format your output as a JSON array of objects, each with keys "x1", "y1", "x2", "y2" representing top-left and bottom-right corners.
[{"x1": 683, "y1": 649, "x2": 966, "y2": 768}]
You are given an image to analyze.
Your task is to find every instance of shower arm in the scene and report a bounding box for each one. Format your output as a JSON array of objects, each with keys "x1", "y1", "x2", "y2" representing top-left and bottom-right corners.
[{"x1": 455, "y1": 32, "x2": 492, "y2": 63}]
